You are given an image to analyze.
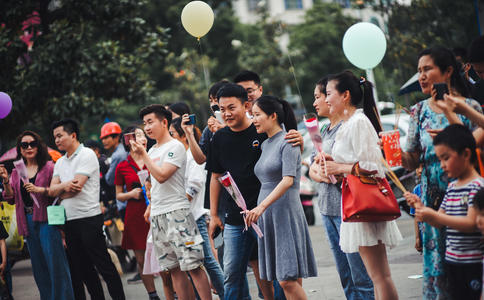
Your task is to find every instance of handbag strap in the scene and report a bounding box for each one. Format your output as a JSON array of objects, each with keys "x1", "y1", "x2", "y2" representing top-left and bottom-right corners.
[{"x1": 52, "y1": 197, "x2": 60, "y2": 206}]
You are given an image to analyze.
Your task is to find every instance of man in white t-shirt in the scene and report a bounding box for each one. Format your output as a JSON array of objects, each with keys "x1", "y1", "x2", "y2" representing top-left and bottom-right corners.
[
  {"x1": 49, "y1": 119, "x2": 125, "y2": 300},
  {"x1": 131, "y1": 104, "x2": 212, "y2": 300}
]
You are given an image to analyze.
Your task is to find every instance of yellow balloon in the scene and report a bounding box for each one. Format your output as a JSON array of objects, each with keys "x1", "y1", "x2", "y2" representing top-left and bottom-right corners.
[{"x1": 181, "y1": 1, "x2": 214, "y2": 39}]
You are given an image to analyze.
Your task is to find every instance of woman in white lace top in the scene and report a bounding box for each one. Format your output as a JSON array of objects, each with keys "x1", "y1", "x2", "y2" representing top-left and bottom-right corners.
[{"x1": 322, "y1": 71, "x2": 402, "y2": 300}]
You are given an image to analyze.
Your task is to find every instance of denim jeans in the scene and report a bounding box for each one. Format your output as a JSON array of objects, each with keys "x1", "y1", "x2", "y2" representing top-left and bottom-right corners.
[
  {"x1": 196, "y1": 216, "x2": 225, "y2": 298},
  {"x1": 25, "y1": 213, "x2": 75, "y2": 300},
  {"x1": 322, "y1": 214, "x2": 374, "y2": 300},
  {"x1": 223, "y1": 224, "x2": 257, "y2": 300}
]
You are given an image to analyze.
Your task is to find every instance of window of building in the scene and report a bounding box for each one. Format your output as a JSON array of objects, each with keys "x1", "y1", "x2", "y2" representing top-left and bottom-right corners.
[{"x1": 284, "y1": 0, "x2": 303, "y2": 10}]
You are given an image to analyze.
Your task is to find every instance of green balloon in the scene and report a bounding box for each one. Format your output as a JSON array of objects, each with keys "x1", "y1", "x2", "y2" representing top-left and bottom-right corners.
[{"x1": 342, "y1": 22, "x2": 387, "y2": 70}]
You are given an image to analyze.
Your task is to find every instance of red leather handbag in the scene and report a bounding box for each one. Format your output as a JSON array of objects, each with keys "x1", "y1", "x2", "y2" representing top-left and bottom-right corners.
[{"x1": 342, "y1": 163, "x2": 401, "y2": 222}]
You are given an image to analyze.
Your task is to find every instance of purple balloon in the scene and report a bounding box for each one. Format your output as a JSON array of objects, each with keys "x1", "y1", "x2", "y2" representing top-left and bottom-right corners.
[{"x1": 0, "y1": 92, "x2": 12, "y2": 119}]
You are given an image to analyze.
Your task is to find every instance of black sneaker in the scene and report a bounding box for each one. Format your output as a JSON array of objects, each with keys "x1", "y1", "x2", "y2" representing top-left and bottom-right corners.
[
  {"x1": 127, "y1": 273, "x2": 142, "y2": 284},
  {"x1": 149, "y1": 296, "x2": 161, "y2": 300}
]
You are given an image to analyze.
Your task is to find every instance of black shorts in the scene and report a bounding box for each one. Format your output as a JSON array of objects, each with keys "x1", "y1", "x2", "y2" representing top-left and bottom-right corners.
[{"x1": 445, "y1": 261, "x2": 482, "y2": 300}]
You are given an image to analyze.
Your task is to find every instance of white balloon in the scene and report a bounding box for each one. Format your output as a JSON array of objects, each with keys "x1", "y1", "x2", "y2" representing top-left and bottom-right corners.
[
  {"x1": 342, "y1": 22, "x2": 387, "y2": 70},
  {"x1": 181, "y1": 1, "x2": 214, "y2": 39}
]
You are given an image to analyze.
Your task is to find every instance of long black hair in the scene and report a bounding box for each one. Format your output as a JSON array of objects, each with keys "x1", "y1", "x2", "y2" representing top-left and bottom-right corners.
[
  {"x1": 168, "y1": 102, "x2": 191, "y2": 117},
  {"x1": 328, "y1": 70, "x2": 382, "y2": 133},
  {"x1": 15, "y1": 130, "x2": 51, "y2": 170},
  {"x1": 418, "y1": 47, "x2": 469, "y2": 97},
  {"x1": 253, "y1": 95, "x2": 297, "y2": 131}
]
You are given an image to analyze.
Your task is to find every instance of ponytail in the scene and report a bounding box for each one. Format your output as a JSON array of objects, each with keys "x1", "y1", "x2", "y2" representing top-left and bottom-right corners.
[
  {"x1": 328, "y1": 70, "x2": 382, "y2": 134},
  {"x1": 361, "y1": 80, "x2": 382, "y2": 133},
  {"x1": 254, "y1": 96, "x2": 297, "y2": 131},
  {"x1": 279, "y1": 99, "x2": 297, "y2": 131}
]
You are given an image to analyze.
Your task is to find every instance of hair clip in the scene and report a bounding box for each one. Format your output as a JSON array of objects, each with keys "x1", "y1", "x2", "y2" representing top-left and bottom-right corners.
[{"x1": 359, "y1": 77, "x2": 366, "y2": 85}]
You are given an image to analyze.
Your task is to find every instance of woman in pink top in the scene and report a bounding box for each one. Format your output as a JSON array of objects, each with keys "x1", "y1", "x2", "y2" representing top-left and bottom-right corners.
[{"x1": 0, "y1": 131, "x2": 74, "y2": 300}]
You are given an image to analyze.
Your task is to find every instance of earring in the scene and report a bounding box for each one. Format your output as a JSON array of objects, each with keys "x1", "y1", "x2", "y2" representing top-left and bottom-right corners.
[{"x1": 343, "y1": 109, "x2": 348, "y2": 116}]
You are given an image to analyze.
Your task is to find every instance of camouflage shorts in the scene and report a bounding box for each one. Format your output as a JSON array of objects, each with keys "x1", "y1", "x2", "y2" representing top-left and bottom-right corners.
[{"x1": 151, "y1": 208, "x2": 204, "y2": 271}]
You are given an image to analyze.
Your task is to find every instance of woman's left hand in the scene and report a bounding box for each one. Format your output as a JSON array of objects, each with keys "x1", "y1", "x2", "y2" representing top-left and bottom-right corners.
[
  {"x1": 23, "y1": 182, "x2": 42, "y2": 194},
  {"x1": 246, "y1": 206, "x2": 265, "y2": 227}
]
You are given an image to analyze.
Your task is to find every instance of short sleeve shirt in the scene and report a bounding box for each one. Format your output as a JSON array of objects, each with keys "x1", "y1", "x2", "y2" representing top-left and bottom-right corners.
[
  {"x1": 53, "y1": 144, "x2": 101, "y2": 221},
  {"x1": 207, "y1": 124, "x2": 266, "y2": 225},
  {"x1": 114, "y1": 155, "x2": 148, "y2": 193},
  {"x1": 440, "y1": 178, "x2": 484, "y2": 264},
  {"x1": 312, "y1": 122, "x2": 343, "y2": 216},
  {"x1": 148, "y1": 139, "x2": 190, "y2": 216}
]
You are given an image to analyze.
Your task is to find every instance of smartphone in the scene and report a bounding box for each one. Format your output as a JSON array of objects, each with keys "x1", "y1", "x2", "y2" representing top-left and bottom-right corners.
[
  {"x1": 214, "y1": 111, "x2": 224, "y2": 123},
  {"x1": 124, "y1": 132, "x2": 136, "y2": 146},
  {"x1": 187, "y1": 114, "x2": 196, "y2": 125},
  {"x1": 433, "y1": 83, "x2": 448, "y2": 101},
  {"x1": 212, "y1": 227, "x2": 223, "y2": 249}
]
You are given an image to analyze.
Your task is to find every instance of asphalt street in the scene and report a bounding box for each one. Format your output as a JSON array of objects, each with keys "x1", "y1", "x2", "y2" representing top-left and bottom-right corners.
[{"x1": 11, "y1": 207, "x2": 422, "y2": 299}]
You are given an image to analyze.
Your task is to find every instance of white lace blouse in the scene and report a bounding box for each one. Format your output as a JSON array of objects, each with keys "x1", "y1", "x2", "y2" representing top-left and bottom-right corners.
[{"x1": 332, "y1": 109, "x2": 386, "y2": 177}]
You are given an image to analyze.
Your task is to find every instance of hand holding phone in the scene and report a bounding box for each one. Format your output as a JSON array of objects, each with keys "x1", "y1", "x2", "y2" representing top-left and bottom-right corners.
[
  {"x1": 433, "y1": 83, "x2": 449, "y2": 101},
  {"x1": 186, "y1": 114, "x2": 196, "y2": 125}
]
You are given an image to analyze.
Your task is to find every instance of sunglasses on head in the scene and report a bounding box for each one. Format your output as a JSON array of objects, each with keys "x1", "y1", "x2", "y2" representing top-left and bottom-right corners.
[{"x1": 20, "y1": 141, "x2": 38, "y2": 149}]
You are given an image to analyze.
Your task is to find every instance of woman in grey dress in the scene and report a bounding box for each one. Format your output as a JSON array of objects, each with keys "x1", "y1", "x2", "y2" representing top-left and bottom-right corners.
[{"x1": 247, "y1": 95, "x2": 317, "y2": 299}]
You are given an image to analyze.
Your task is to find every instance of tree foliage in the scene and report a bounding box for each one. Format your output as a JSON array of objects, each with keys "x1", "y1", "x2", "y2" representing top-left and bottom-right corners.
[
  {"x1": 383, "y1": 0, "x2": 480, "y2": 103},
  {"x1": 288, "y1": 2, "x2": 357, "y2": 106},
  {"x1": 234, "y1": 8, "x2": 294, "y2": 97},
  {"x1": 0, "y1": 0, "x2": 168, "y2": 146}
]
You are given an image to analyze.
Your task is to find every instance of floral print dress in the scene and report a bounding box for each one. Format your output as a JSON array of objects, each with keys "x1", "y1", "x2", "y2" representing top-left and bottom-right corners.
[{"x1": 406, "y1": 98, "x2": 482, "y2": 299}]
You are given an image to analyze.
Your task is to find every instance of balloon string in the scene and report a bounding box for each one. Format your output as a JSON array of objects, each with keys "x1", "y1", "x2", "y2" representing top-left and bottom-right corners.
[
  {"x1": 279, "y1": 24, "x2": 306, "y2": 113},
  {"x1": 197, "y1": 39, "x2": 210, "y2": 89}
]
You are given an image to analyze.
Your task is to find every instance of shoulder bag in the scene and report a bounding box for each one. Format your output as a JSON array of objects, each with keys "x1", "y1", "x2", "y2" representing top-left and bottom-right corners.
[{"x1": 342, "y1": 162, "x2": 401, "y2": 222}]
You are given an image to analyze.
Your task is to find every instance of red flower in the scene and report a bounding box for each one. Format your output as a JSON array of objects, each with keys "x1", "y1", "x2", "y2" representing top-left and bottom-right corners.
[{"x1": 221, "y1": 177, "x2": 231, "y2": 187}]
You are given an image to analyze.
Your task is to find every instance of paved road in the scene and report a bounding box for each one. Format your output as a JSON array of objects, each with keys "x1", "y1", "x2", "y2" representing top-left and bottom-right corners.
[{"x1": 11, "y1": 212, "x2": 422, "y2": 299}]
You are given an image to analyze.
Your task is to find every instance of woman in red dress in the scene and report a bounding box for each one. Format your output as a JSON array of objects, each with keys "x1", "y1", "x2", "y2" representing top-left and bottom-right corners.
[{"x1": 114, "y1": 126, "x2": 159, "y2": 299}]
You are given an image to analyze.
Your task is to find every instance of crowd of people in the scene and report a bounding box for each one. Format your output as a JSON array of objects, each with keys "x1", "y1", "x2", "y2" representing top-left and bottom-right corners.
[{"x1": 0, "y1": 35, "x2": 483, "y2": 300}]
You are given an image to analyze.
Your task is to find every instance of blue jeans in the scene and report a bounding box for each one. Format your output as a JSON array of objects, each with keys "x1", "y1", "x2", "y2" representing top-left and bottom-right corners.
[
  {"x1": 322, "y1": 214, "x2": 374, "y2": 300},
  {"x1": 223, "y1": 224, "x2": 256, "y2": 300},
  {"x1": 25, "y1": 213, "x2": 74, "y2": 300},
  {"x1": 196, "y1": 216, "x2": 225, "y2": 298}
]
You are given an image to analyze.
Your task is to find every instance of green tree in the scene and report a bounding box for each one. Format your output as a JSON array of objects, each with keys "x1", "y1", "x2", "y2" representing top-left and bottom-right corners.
[
  {"x1": 288, "y1": 2, "x2": 357, "y2": 107},
  {"x1": 235, "y1": 8, "x2": 294, "y2": 97},
  {"x1": 0, "y1": 0, "x2": 168, "y2": 148},
  {"x1": 142, "y1": 0, "x2": 240, "y2": 90},
  {"x1": 383, "y1": 0, "x2": 480, "y2": 104}
]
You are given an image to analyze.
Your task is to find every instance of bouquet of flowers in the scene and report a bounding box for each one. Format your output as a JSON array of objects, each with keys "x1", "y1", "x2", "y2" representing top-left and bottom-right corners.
[
  {"x1": 13, "y1": 159, "x2": 40, "y2": 207},
  {"x1": 218, "y1": 172, "x2": 263, "y2": 238},
  {"x1": 303, "y1": 114, "x2": 337, "y2": 184}
]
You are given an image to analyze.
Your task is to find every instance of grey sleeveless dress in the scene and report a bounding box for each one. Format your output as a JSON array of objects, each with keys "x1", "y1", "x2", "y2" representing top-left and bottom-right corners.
[{"x1": 254, "y1": 130, "x2": 317, "y2": 281}]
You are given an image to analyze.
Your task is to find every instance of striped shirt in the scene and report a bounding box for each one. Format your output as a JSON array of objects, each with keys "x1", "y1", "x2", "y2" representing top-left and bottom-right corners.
[{"x1": 440, "y1": 178, "x2": 484, "y2": 264}]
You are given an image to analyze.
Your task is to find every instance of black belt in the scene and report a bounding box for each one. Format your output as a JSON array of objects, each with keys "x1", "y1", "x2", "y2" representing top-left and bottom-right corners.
[{"x1": 24, "y1": 207, "x2": 33, "y2": 215}]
